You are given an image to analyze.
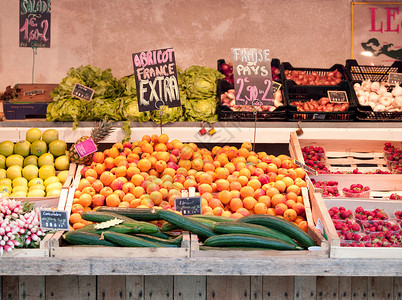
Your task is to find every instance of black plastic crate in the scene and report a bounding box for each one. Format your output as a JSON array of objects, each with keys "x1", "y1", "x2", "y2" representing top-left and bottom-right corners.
[
  {"x1": 217, "y1": 79, "x2": 287, "y2": 122},
  {"x1": 345, "y1": 59, "x2": 402, "y2": 82},
  {"x1": 280, "y1": 62, "x2": 347, "y2": 85},
  {"x1": 283, "y1": 80, "x2": 356, "y2": 121}
]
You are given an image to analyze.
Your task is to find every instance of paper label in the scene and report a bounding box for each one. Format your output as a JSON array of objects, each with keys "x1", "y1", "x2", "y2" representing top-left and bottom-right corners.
[{"x1": 74, "y1": 138, "x2": 97, "y2": 158}]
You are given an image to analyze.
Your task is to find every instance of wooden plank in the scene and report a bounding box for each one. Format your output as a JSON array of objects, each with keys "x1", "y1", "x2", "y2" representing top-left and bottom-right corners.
[
  {"x1": 206, "y1": 276, "x2": 250, "y2": 300},
  {"x1": 144, "y1": 275, "x2": 173, "y2": 300},
  {"x1": 338, "y1": 277, "x2": 352, "y2": 300},
  {"x1": 368, "y1": 277, "x2": 393, "y2": 300},
  {"x1": 262, "y1": 276, "x2": 293, "y2": 300},
  {"x1": 351, "y1": 277, "x2": 368, "y2": 300},
  {"x1": 97, "y1": 275, "x2": 125, "y2": 300},
  {"x1": 19, "y1": 276, "x2": 45, "y2": 300},
  {"x1": 394, "y1": 277, "x2": 402, "y2": 300},
  {"x1": 174, "y1": 275, "x2": 206, "y2": 300},
  {"x1": 77, "y1": 276, "x2": 96, "y2": 300},
  {"x1": 126, "y1": 275, "x2": 144, "y2": 300},
  {"x1": 294, "y1": 276, "x2": 316, "y2": 300},
  {"x1": 2, "y1": 276, "x2": 18, "y2": 300},
  {"x1": 45, "y1": 275, "x2": 78, "y2": 300},
  {"x1": 316, "y1": 276, "x2": 338, "y2": 300},
  {"x1": 250, "y1": 276, "x2": 263, "y2": 300}
]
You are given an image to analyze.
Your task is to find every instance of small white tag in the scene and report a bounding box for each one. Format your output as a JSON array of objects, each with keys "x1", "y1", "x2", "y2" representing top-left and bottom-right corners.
[{"x1": 316, "y1": 218, "x2": 324, "y2": 235}]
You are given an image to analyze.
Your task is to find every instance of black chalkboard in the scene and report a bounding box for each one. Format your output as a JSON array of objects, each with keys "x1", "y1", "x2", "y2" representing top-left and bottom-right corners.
[
  {"x1": 388, "y1": 73, "x2": 402, "y2": 85},
  {"x1": 19, "y1": 0, "x2": 51, "y2": 48},
  {"x1": 174, "y1": 196, "x2": 202, "y2": 216},
  {"x1": 72, "y1": 83, "x2": 95, "y2": 101},
  {"x1": 39, "y1": 209, "x2": 69, "y2": 230},
  {"x1": 272, "y1": 81, "x2": 282, "y2": 93},
  {"x1": 327, "y1": 91, "x2": 348, "y2": 103},
  {"x1": 232, "y1": 48, "x2": 274, "y2": 106},
  {"x1": 132, "y1": 48, "x2": 181, "y2": 112}
]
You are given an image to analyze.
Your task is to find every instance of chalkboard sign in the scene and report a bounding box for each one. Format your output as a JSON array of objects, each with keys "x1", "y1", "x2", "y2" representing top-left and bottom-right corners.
[
  {"x1": 388, "y1": 73, "x2": 402, "y2": 85},
  {"x1": 174, "y1": 196, "x2": 202, "y2": 216},
  {"x1": 272, "y1": 81, "x2": 282, "y2": 93},
  {"x1": 19, "y1": 0, "x2": 51, "y2": 48},
  {"x1": 39, "y1": 209, "x2": 69, "y2": 231},
  {"x1": 327, "y1": 91, "x2": 348, "y2": 103},
  {"x1": 232, "y1": 48, "x2": 274, "y2": 106},
  {"x1": 72, "y1": 83, "x2": 95, "y2": 101},
  {"x1": 293, "y1": 159, "x2": 318, "y2": 175},
  {"x1": 132, "y1": 48, "x2": 181, "y2": 112}
]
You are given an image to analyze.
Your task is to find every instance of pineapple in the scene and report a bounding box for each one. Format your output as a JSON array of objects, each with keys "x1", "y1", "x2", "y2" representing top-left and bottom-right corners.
[{"x1": 69, "y1": 118, "x2": 116, "y2": 165}]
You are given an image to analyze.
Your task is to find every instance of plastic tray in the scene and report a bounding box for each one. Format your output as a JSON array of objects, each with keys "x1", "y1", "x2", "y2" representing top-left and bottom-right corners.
[
  {"x1": 283, "y1": 80, "x2": 356, "y2": 121},
  {"x1": 345, "y1": 59, "x2": 402, "y2": 82}
]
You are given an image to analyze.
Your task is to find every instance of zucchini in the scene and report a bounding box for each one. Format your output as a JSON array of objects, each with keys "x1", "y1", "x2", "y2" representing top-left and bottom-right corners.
[
  {"x1": 102, "y1": 231, "x2": 162, "y2": 247},
  {"x1": 212, "y1": 222, "x2": 298, "y2": 246},
  {"x1": 237, "y1": 215, "x2": 316, "y2": 249},
  {"x1": 63, "y1": 231, "x2": 118, "y2": 247},
  {"x1": 81, "y1": 211, "x2": 138, "y2": 223},
  {"x1": 203, "y1": 234, "x2": 301, "y2": 250},
  {"x1": 190, "y1": 214, "x2": 235, "y2": 222},
  {"x1": 134, "y1": 234, "x2": 183, "y2": 247},
  {"x1": 155, "y1": 209, "x2": 216, "y2": 239},
  {"x1": 96, "y1": 207, "x2": 161, "y2": 221}
]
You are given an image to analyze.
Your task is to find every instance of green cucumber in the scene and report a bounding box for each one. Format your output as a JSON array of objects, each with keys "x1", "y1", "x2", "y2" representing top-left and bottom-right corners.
[
  {"x1": 187, "y1": 216, "x2": 216, "y2": 228},
  {"x1": 149, "y1": 231, "x2": 171, "y2": 239},
  {"x1": 102, "y1": 231, "x2": 162, "y2": 247},
  {"x1": 160, "y1": 222, "x2": 179, "y2": 232},
  {"x1": 76, "y1": 222, "x2": 159, "y2": 235},
  {"x1": 81, "y1": 211, "x2": 138, "y2": 223},
  {"x1": 134, "y1": 234, "x2": 183, "y2": 247},
  {"x1": 96, "y1": 207, "x2": 161, "y2": 221},
  {"x1": 203, "y1": 234, "x2": 302, "y2": 250},
  {"x1": 63, "y1": 231, "x2": 118, "y2": 247},
  {"x1": 212, "y1": 222, "x2": 298, "y2": 246},
  {"x1": 237, "y1": 215, "x2": 316, "y2": 249},
  {"x1": 155, "y1": 209, "x2": 216, "y2": 239},
  {"x1": 190, "y1": 215, "x2": 235, "y2": 222}
]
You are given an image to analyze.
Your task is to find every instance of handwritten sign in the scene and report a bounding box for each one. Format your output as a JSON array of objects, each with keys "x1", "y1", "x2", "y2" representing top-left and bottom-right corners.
[
  {"x1": 132, "y1": 48, "x2": 181, "y2": 112},
  {"x1": 272, "y1": 81, "x2": 282, "y2": 94},
  {"x1": 72, "y1": 83, "x2": 95, "y2": 101},
  {"x1": 74, "y1": 138, "x2": 97, "y2": 158},
  {"x1": 328, "y1": 91, "x2": 348, "y2": 103},
  {"x1": 388, "y1": 73, "x2": 402, "y2": 85},
  {"x1": 39, "y1": 209, "x2": 69, "y2": 230},
  {"x1": 231, "y1": 48, "x2": 274, "y2": 106},
  {"x1": 19, "y1": 0, "x2": 51, "y2": 48},
  {"x1": 174, "y1": 196, "x2": 202, "y2": 216},
  {"x1": 293, "y1": 159, "x2": 318, "y2": 175}
]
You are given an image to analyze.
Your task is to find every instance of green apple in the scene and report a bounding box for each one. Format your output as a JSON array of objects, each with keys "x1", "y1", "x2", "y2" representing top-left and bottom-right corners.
[
  {"x1": 27, "y1": 189, "x2": 46, "y2": 197},
  {"x1": 22, "y1": 165, "x2": 39, "y2": 181},
  {"x1": 13, "y1": 140, "x2": 31, "y2": 157},
  {"x1": 46, "y1": 181, "x2": 62, "y2": 192},
  {"x1": 49, "y1": 140, "x2": 67, "y2": 157},
  {"x1": 0, "y1": 184, "x2": 12, "y2": 194},
  {"x1": 6, "y1": 165, "x2": 22, "y2": 180},
  {"x1": 10, "y1": 190, "x2": 27, "y2": 198},
  {"x1": 30, "y1": 140, "x2": 47, "y2": 157},
  {"x1": 42, "y1": 129, "x2": 59, "y2": 145},
  {"x1": 26, "y1": 128, "x2": 41, "y2": 143},
  {"x1": 6, "y1": 154, "x2": 24, "y2": 168},
  {"x1": 0, "y1": 155, "x2": 6, "y2": 169},
  {"x1": 57, "y1": 170, "x2": 69, "y2": 184},
  {"x1": 28, "y1": 177, "x2": 43, "y2": 187},
  {"x1": 38, "y1": 165, "x2": 55, "y2": 180},
  {"x1": 13, "y1": 185, "x2": 28, "y2": 193},
  {"x1": 0, "y1": 169, "x2": 7, "y2": 179},
  {"x1": 46, "y1": 189, "x2": 61, "y2": 197},
  {"x1": 55, "y1": 155, "x2": 70, "y2": 171},
  {"x1": 0, "y1": 141, "x2": 15, "y2": 157},
  {"x1": 12, "y1": 176, "x2": 28, "y2": 187},
  {"x1": 24, "y1": 155, "x2": 38, "y2": 167},
  {"x1": 29, "y1": 184, "x2": 45, "y2": 191},
  {"x1": 43, "y1": 176, "x2": 59, "y2": 186},
  {"x1": 0, "y1": 178, "x2": 12, "y2": 186},
  {"x1": 38, "y1": 153, "x2": 54, "y2": 167}
]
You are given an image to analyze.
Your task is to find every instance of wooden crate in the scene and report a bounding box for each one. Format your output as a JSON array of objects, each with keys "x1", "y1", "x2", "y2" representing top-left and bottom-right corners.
[
  {"x1": 1, "y1": 233, "x2": 53, "y2": 258},
  {"x1": 309, "y1": 191, "x2": 402, "y2": 259},
  {"x1": 289, "y1": 132, "x2": 402, "y2": 191},
  {"x1": 12, "y1": 84, "x2": 58, "y2": 102},
  {"x1": 190, "y1": 187, "x2": 329, "y2": 258},
  {"x1": 50, "y1": 230, "x2": 191, "y2": 258}
]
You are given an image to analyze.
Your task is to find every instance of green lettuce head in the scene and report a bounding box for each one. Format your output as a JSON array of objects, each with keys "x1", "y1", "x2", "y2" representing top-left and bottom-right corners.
[
  {"x1": 184, "y1": 96, "x2": 218, "y2": 123},
  {"x1": 183, "y1": 65, "x2": 224, "y2": 99}
]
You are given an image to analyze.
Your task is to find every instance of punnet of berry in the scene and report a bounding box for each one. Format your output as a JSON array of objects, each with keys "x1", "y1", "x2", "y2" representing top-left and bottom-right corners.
[
  {"x1": 301, "y1": 146, "x2": 330, "y2": 174},
  {"x1": 362, "y1": 220, "x2": 400, "y2": 234},
  {"x1": 312, "y1": 180, "x2": 340, "y2": 197},
  {"x1": 395, "y1": 211, "x2": 402, "y2": 222},
  {"x1": 354, "y1": 206, "x2": 389, "y2": 223},
  {"x1": 342, "y1": 184, "x2": 371, "y2": 198},
  {"x1": 328, "y1": 206, "x2": 353, "y2": 220}
]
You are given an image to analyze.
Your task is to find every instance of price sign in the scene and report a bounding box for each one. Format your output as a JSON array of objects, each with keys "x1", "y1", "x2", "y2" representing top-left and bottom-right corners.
[
  {"x1": 72, "y1": 83, "x2": 95, "y2": 101},
  {"x1": 388, "y1": 73, "x2": 402, "y2": 85},
  {"x1": 293, "y1": 159, "x2": 318, "y2": 175},
  {"x1": 272, "y1": 81, "x2": 282, "y2": 93},
  {"x1": 327, "y1": 91, "x2": 348, "y2": 103},
  {"x1": 74, "y1": 138, "x2": 97, "y2": 158},
  {"x1": 174, "y1": 196, "x2": 202, "y2": 216},
  {"x1": 232, "y1": 48, "x2": 274, "y2": 106},
  {"x1": 19, "y1": 0, "x2": 51, "y2": 48},
  {"x1": 132, "y1": 48, "x2": 181, "y2": 112},
  {"x1": 39, "y1": 209, "x2": 69, "y2": 231}
]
